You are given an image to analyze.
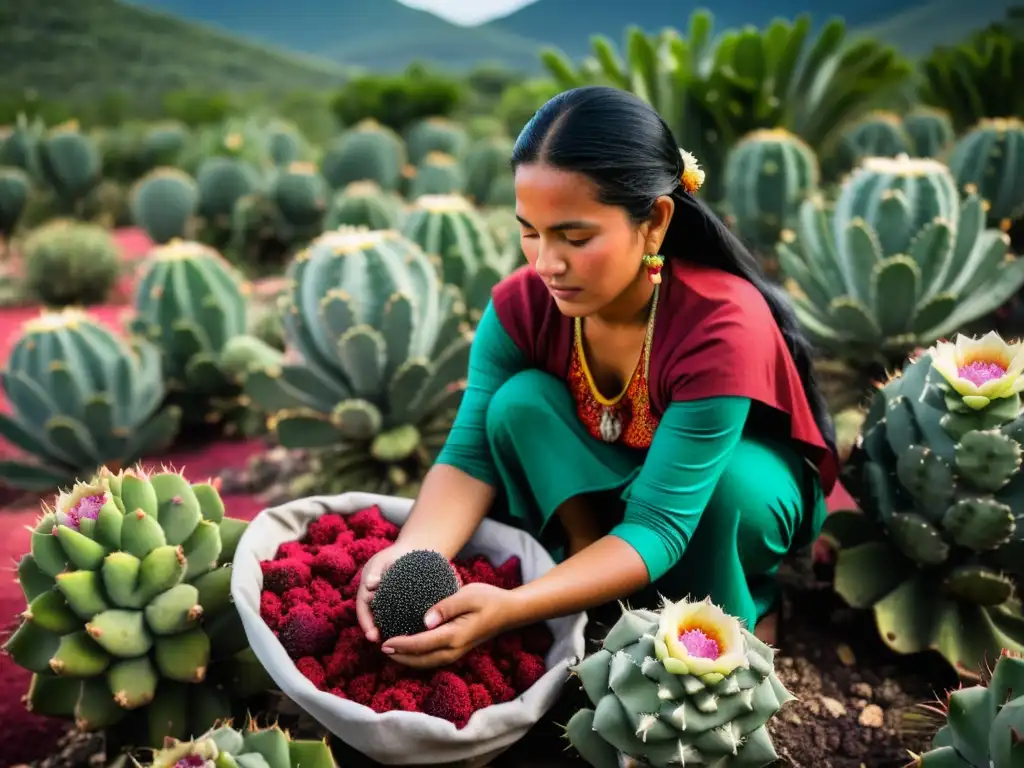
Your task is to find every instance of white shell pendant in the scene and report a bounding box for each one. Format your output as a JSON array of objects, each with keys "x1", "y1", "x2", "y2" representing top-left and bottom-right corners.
[{"x1": 599, "y1": 407, "x2": 623, "y2": 443}]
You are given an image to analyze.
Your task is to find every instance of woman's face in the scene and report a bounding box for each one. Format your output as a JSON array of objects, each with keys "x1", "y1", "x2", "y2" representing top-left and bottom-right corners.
[{"x1": 514, "y1": 163, "x2": 670, "y2": 318}]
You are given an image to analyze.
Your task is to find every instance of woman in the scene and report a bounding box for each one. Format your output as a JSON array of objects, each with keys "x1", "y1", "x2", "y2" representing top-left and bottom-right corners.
[{"x1": 355, "y1": 86, "x2": 838, "y2": 669}]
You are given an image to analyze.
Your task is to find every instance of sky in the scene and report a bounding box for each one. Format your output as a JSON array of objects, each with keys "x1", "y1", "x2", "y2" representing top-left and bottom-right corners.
[{"x1": 398, "y1": 0, "x2": 538, "y2": 25}]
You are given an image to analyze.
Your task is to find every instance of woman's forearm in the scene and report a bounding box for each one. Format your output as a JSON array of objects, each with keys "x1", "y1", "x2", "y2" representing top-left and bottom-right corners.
[
  {"x1": 505, "y1": 535, "x2": 650, "y2": 628},
  {"x1": 394, "y1": 463, "x2": 496, "y2": 559}
]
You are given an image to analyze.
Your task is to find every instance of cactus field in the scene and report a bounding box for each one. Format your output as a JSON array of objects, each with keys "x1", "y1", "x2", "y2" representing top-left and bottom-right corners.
[{"x1": 1, "y1": 6, "x2": 1023, "y2": 768}]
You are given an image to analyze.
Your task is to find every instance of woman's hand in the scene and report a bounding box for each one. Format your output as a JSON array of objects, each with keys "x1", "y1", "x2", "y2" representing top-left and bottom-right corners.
[
  {"x1": 355, "y1": 543, "x2": 413, "y2": 642},
  {"x1": 381, "y1": 583, "x2": 515, "y2": 669}
]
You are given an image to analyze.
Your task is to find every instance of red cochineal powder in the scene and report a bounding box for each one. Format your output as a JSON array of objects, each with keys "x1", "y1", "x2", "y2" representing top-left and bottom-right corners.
[{"x1": 258, "y1": 505, "x2": 554, "y2": 729}]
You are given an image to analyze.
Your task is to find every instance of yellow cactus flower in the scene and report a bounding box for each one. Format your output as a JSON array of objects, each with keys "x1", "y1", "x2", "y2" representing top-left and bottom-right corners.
[
  {"x1": 929, "y1": 331, "x2": 1024, "y2": 410},
  {"x1": 652, "y1": 597, "x2": 748, "y2": 684}
]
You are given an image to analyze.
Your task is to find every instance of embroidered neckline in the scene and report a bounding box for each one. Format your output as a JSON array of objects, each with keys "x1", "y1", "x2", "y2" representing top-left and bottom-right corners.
[{"x1": 573, "y1": 284, "x2": 660, "y2": 407}]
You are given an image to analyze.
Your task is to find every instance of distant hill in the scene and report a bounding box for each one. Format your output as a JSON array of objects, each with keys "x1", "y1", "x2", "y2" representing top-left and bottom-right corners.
[
  {"x1": 127, "y1": 0, "x2": 546, "y2": 72},
  {"x1": 854, "y1": 0, "x2": 1023, "y2": 54},
  {"x1": 0, "y1": 0, "x2": 349, "y2": 107}
]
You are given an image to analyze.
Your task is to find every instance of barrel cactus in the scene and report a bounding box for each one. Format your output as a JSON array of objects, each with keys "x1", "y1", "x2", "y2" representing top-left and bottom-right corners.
[
  {"x1": 824, "y1": 331, "x2": 1024, "y2": 674},
  {"x1": 778, "y1": 155, "x2": 1024, "y2": 367},
  {"x1": 405, "y1": 116, "x2": 468, "y2": 165},
  {"x1": 0, "y1": 308, "x2": 181, "y2": 491},
  {"x1": 463, "y1": 135, "x2": 514, "y2": 206},
  {"x1": 836, "y1": 112, "x2": 912, "y2": 170},
  {"x1": 142, "y1": 721, "x2": 336, "y2": 768},
  {"x1": 948, "y1": 117, "x2": 1024, "y2": 226},
  {"x1": 1, "y1": 466, "x2": 268, "y2": 749},
  {"x1": 723, "y1": 128, "x2": 819, "y2": 257},
  {"x1": 401, "y1": 194, "x2": 516, "y2": 320},
  {"x1": 324, "y1": 180, "x2": 405, "y2": 230},
  {"x1": 910, "y1": 649, "x2": 1024, "y2": 766},
  {"x1": 0, "y1": 165, "x2": 30, "y2": 243},
  {"x1": 243, "y1": 227, "x2": 471, "y2": 496},
  {"x1": 38, "y1": 124, "x2": 102, "y2": 208},
  {"x1": 320, "y1": 119, "x2": 406, "y2": 192},
  {"x1": 130, "y1": 167, "x2": 199, "y2": 244},
  {"x1": 130, "y1": 240, "x2": 283, "y2": 436},
  {"x1": 408, "y1": 152, "x2": 464, "y2": 199},
  {"x1": 565, "y1": 598, "x2": 792, "y2": 767},
  {"x1": 902, "y1": 108, "x2": 955, "y2": 159}
]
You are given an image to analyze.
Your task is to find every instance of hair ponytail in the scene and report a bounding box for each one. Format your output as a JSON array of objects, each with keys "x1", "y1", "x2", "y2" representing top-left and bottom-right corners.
[{"x1": 512, "y1": 85, "x2": 837, "y2": 457}]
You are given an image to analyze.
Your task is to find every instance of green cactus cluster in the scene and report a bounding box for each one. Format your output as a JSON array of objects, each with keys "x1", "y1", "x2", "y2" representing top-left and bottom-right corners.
[
  {"x1": 824, "y1": 337, "x2": 1024, "y2": 674},
  {"x1": 1, "y1": 466, "x2": 268, "y2": 749},
  {"x1": 565, "y1": 601, "x2": 792, "y2": 767},
  {"x1": 139, "y1": 122, "x2": 191, "y2": 169},
  {"x1": 142, "y1": 721, "x2": 336, "y2": 768},
  {"x1": 320, "y1": 119, "x2": 406, "y2": 193},
  {"x1": 229, "y1": 161, "x2": 329, "y2": 269},
  {"x1": 242, "y1": 226, "x2": 471, "y2": 496},
  {"x1": 130, "y1": 167, "x2": 199, "y2": 244},
  {"x1": 408, "y1": 151, "x2": 464, "y2": 199},
  {"x1": 723, "y1": 128, "x2": 820, "y2": 255},
  {"x1": 22, "y1": 218, "x2": 121, "y2": 306},
  {"x1": 779, "y1": 155, "x2": 1024, "y2": 366},
  {"x1": 401, "y1": 193, "x2": 516, "y2": 319},
  {"x1": 902, "y1": 108, "x2": 955, "y2": 159},
  {"x1": 324, "y1": 180, "x2": 405, "y2": 230},
  {"x1": 0, "y1": 308, "x2": 181, "y2": 491},
  {"x1": 129, "y1": 240, "x2": 283, "y2": 436},
  {"x1": 405, "y1": 116, "x2": 468, "y2": 165},
  {"x1": 910, "y1": 650, "x2": 1024, "y2": 766},
  {"x1": 948, "y1": 117, "x2": 1024, "y2": 226}
]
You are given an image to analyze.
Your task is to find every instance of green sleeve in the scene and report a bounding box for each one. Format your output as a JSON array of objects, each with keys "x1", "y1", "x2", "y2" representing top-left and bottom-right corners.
[
  {"x1": 434, "y1": 300, "x2": 527, "y2": 485},
  {"x1": 610, "y1": 396, "x2": 751, "y2": 582}
]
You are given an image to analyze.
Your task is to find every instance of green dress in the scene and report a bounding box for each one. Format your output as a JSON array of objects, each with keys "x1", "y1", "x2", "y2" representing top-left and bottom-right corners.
[{"x1": 435, "y1": 301, "x2": 827, "y2": 628}]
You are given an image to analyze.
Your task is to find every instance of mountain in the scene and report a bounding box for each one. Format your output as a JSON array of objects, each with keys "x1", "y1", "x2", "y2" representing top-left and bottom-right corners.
[
  {"x1": 126, "y1": 0, "x2": 546, "y2": 72},
  {"x1": 0, "y1": 0, "x2": 348, "y2": 106},
  {"x1": 486, "y1": 0, "x2": 1022, "y2": 60}
]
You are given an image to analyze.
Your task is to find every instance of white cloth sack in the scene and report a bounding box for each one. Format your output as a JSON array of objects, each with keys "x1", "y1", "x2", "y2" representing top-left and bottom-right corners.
[{"x1": 232, "y1": 492, "x2": 588, "y2": 766}]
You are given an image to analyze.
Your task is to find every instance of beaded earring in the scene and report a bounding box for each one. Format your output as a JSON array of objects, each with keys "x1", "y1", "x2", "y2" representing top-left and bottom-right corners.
[{"x1": 641, "y1": 252, "x2": 664, "y2": 285}]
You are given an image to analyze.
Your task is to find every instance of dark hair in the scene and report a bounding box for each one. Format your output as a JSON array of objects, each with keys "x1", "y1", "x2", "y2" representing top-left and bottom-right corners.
[{"x1": 511, "y1": 86, "x2": 836, "y2": 456}]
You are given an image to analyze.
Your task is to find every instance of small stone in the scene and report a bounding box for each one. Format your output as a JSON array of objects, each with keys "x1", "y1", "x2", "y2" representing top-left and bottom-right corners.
[
  {"x1": 805, "y1": 698, "x2": 821, "y2": 715},
  {"x1": 782, "y1": 710, "x2": 803, "y2": 725},
  {"x1": 837, "y1": 643, "x2": 856, "y2": 666},
  {"x1": 876, "y1": 679, "x2": 902, "y2": 705},
  {"x1": 858, "y1": 704, "x2": 885, "y2": 728},
  {"x1": 851, "y1": 682, "x2": 873, "y2": 699},
  {"x1": 852, "y1": 698, "x2": 868, "y2": 709},
  {"x1": 821, "y1": 696, "x2": 847, "y2": 717}
]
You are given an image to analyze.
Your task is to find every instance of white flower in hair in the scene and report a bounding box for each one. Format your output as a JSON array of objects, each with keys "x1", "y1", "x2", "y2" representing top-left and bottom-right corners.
[{"x1": 679, "y1": 149, "x2": 705, "y2": 194}]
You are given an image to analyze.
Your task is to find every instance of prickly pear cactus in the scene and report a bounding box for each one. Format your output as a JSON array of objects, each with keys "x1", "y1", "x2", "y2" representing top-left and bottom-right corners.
[
  {"x1": 910, "y1": 650, "x2": 1024, "y2": 766},
  {"x1": 142, "y1": 721, "x2": 336, "y2": 768},
  {"x1": 320, "y1": 119, "x2": 406, "y2": 193},
  {"x1": 825, "y1": 331, "x2": 1024, "y2": 674},
  {"x1": 0, "y1": 308, "x2": 181, "y2": 491},
  {"x1": 778, "y1": 155, "x2": 1024, "y2": 367},
  {"x1": 130, "y1": 168, "x2": 199, "y2": 244},
  {"x1": 723, "y1": 128, "x2": 819, "y2": 257},
  {"x1": 242, "y1": 227, "x2": 471, "y2": 497},
  {"x1": 408, "y1": 152, "x2": 464, "y2": 199},
  {"x1": 948, "y1": 117, "x2": 1024, "y2": 226},
  {"x1": 401, "y1": 194, "x2": 517, "y2": 320},
  {"x1": 1, "y1": 466, "x2": 270, "y2": 750},
  {"x1": 129, "y1": 240, "x2": 283, "y2": 437},
  {"x1": 565, "y1": 598, "x2": 792, "y2": 767}
]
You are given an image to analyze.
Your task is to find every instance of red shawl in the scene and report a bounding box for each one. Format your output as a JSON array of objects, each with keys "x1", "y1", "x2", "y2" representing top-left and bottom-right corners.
[{"x1": 491, "y1": 260, "x2": 838, "y2": 495}]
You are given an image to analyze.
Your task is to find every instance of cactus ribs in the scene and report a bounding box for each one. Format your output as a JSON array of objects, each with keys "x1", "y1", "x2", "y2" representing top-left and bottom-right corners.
[{"x1": 258, "y1": 506, "x2": 553, "y2": 729}]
